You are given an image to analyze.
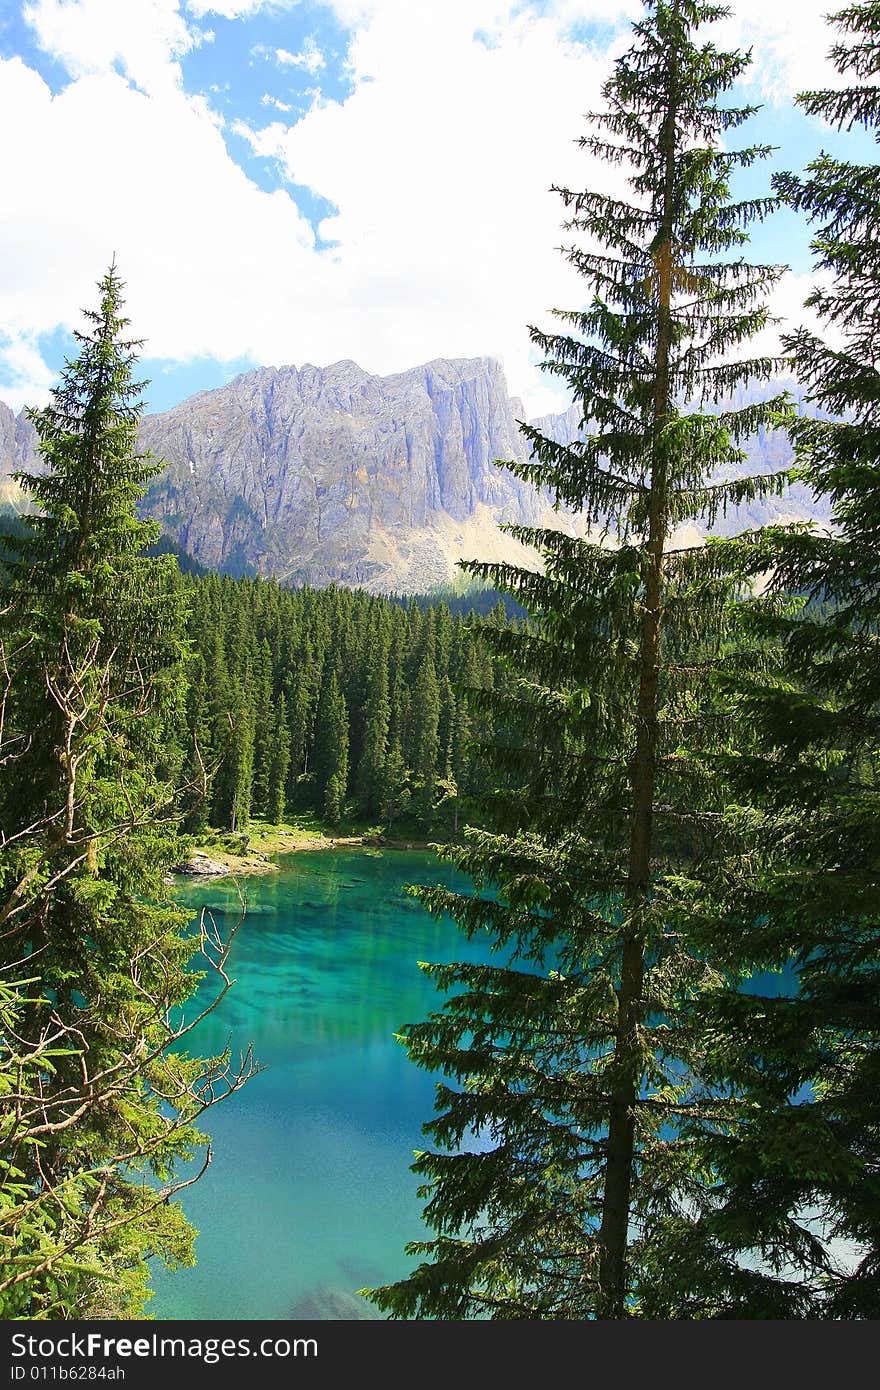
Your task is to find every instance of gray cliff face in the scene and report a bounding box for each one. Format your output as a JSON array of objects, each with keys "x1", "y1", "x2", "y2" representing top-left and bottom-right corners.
[
  {"x1": 0, "y1": 402, "x2": 38, "y2": 501},
  {"x1": 0, "y1": 359, "x2": 834, "y2": 590},
  {"x1": 0, "y1": 402, "x2": 16, "y2": 489},
  {"x1": 137, "y1": 357, "x2": 547, "y2": 589}
]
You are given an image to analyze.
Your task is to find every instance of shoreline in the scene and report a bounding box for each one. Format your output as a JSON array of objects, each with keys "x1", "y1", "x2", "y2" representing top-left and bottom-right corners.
[{"x1": 172, "y1": 831, "x2": 434, "y2": 881}]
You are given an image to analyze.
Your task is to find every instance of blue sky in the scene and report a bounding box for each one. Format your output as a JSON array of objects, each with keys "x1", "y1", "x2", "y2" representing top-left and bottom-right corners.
[{"x1": 0, "y1": 0, "x2": 871, "y2": 417}]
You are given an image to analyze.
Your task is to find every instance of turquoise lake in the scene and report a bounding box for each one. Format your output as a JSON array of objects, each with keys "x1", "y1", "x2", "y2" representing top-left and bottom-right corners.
[{"x1": 148, "y1": 848, "x2": 490, "y2": 1321}]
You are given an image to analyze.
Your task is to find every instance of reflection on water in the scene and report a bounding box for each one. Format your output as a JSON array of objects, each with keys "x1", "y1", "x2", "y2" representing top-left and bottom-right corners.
[{"x1": 148, "y1": 850, "x2": 488, "y2": 1321}]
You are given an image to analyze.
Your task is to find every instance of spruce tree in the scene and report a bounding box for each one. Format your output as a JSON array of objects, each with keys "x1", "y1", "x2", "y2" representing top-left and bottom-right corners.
[
  {"x1": 226, "y1": 679, "x2": 256, "y2": 833},
  {"x1": 286, "y1": 640, "x2": 318, "y2": 805},
  {"x1": 314, "y1": 669, "x2": 349, "y2": 826},
  {"x1": 0, "y1": 266, "x2": 253, "y2": 1316},
  {"x1": 379, "y1": 739, "x2": 411, "y2": 833},
  {"x1": 640, "y1": 0, "x2": 880, "y2": 1318},
  {"x1": 410, "y1": 645, "x2": 441, "y2": 828},
  {"x1": 367, "y1": 0, "x2": 791, "y2": 1320},
  {"x1": 356, "y1": 622, "x2": 391, "y2": 817},
  {"x1": 267, "y1": 693, "x2": 291, "y2": 825},
  {"x1": 250, "y1": 638, "x2": 276, "y2": 817}
]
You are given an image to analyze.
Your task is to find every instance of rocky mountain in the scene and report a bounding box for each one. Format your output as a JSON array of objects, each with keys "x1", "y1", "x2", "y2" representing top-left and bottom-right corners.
[
  {"x1": 137, "y1": 357, "x2": 555, "y2": 591},
  {"x1": 0, "y1": 400, "x2": 38, "y2": 508},
  {"x1": 0, "y1": 358, "x2": 830, "y2": 592}
]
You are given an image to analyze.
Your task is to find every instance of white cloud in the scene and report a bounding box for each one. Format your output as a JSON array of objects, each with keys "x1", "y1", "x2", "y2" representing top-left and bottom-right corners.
[
  {"x1": 23, "y1": 0, "x2": 197, "y2": 96},
  {"x1": 236, "y1": 3, "x2": 619, "y2": 409},
  {"x1": 759, "y1": 268, "x2": 842, "y2": 364},
  {"x1": 262, "y1": 92, "x2": 292, "y2": 111},
  {"x1": 232, "y1": 115, "x2": 287, "y2": 153},
  {"x1": 275, "y1": 39, "x2": 325, "y2": 74},
  {"x1": 714, "y1": 0, "x2": 843, "y2": 104},
  {"x1": 0, "y1": 0, "x2": 859, "y2": 420},
  {"x1": 0, "y1": 54, "x2": 321, "y2": 383},
  {"x1": 185, "y1": 0, "x2": 297, "y2": 17},
  {"x1": 0, "y1": 329, "x2": 58, "y2": 413}
]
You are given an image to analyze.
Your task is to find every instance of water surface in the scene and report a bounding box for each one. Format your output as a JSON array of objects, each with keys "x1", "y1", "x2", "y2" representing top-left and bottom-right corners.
[
  {"x1": 148, "y1": 849, "x2": 488, "y2": 1321},
  {"x1": 147, "y1": 847, "x2": 797, "y2": 1319}
]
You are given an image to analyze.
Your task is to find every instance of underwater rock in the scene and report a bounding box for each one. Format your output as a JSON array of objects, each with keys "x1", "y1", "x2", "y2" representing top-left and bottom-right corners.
[{"x1": 289, "y1": 1284, "x2": 380, "y2": 1320}]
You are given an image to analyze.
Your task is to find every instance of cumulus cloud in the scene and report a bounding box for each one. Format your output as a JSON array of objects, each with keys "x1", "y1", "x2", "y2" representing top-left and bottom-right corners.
[
  {"x1": 0, "y1": 328, "x2": 58, "y2": 414},
  {"x1": 759, "y1": 268, "x2": 842, "y2": 363},
  {"x1": 22, "y1": 0, "x2": 198, "y2": 96},
  {"x1": 232, "y1": 3, "x2": 619, "y2": 411},
  {"x1": 0, "y1": 0, "x2": 856, "y2": 418},
  {"x1": 714, "y1": 0, "x2": 842, "y2": 104},
  {"x1": 231, "y1": 115, "x2": 287, "y2": 153},
  {"x1": 0, "y1": 52, "x2": 321, "y2": 393}
]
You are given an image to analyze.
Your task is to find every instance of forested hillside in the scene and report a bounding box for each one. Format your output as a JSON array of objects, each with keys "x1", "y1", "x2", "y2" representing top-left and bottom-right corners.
[
  {"x1": 179, "y1": 575, "x2": 512, "y2": 835},
  {"x1": 0, "y1": 501, "x2": 515, "y2": 840}
]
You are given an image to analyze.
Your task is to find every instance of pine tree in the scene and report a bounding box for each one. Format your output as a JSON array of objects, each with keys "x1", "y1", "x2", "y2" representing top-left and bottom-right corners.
[
  {"x1": 250, "y1": 638, "x2": 276, "y2": 817},
  {"x1": 314, "y1": 669, "x2": 349, "y2": 826},
  {"x1": 229, "y1": 681, "x2": 256, "y2": 833},
  {"x1": 410, "y1": 645, "x2": 441, "y2": 828},
  {"x1": 168, "y1": 577, "x2": 500, "y2": 836},
  {"x1": 356, "y1": 622, "x2": 391, "y2": 817},
  {"x1": 286, "y1": 637, "x2": 318, "y2": 805},
  {"x1": 379, "y1": 739, "x2": 411, "y2": 833},
  {"x1": 0, "y1": 266, "x2": 253, "y2": 1316},
  {"x1": 267, "y1": 692, "x2": 291, "y2": 825},
  {"x1": 367, "y1": 0, "x2": 792, "y2": 1320},
  {"x1": 450, "y1": 621, "x2": 479, "y2": 812},
  {"x1": 639, "y1": 0, "x2": 880, "y2": 1318}
]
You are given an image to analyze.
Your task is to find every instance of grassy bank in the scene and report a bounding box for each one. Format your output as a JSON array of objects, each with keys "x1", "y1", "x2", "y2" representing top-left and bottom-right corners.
[{"x1": 181, "y1": 815, "x2": 433, "y2": 879}]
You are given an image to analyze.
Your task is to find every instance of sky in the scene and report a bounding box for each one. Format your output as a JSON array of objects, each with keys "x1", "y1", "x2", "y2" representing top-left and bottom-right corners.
[{"x1": 0, "y1": 0, "x2": 871, "y2": 418}]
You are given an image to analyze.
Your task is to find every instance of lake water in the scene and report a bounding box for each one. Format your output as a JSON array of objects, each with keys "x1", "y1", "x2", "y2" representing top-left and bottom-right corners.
[
  {"x1": 148, "y1": 848, "x2": 489, "y2": 1321},
  {"x1": 147, "y1": 846, "x2": 796, "y2": 1320}
]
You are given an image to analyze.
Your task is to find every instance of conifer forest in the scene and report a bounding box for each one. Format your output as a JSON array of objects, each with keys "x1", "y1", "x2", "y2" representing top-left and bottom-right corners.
[{"x1": 2, "y1": 0, "x2": 880, "y2": 1326}]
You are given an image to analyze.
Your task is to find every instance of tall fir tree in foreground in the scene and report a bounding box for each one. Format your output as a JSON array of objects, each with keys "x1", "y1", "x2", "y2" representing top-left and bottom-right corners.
[
  {"x1": 368, "y1": 0, "x2": 792, "y2": 1319},
  {"x1": 641, "y1": 1, "x2": 880, "y2": 1317},
  {"x1": 0, "y1": 266, "x2": 253, "y2": 1317}
]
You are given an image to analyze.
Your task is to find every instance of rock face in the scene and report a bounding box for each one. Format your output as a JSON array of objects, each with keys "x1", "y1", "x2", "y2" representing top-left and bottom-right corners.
[
  {"x1": 1, "y1": 358, "x2": 832, "y2": 592},
  {"x1": 137, "y1": 357, "x2": 550, "y2": 591},
  {"x1": 0, "y1": 401, "x2": 38, "y2": 507}
]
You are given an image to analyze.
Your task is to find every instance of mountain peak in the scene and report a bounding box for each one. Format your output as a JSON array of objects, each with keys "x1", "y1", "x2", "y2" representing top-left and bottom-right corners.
[
  {"x1": 135, "y1": 353, "x2": 546, "y2": 590},
  {"x1": 1, "y1": 360, "x2": 826, "y2": 593}
]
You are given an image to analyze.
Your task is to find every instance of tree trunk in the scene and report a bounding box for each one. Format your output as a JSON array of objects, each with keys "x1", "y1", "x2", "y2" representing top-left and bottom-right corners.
[{"x1": 597, "y1": 16, "x2": 678, "y2": 1316}]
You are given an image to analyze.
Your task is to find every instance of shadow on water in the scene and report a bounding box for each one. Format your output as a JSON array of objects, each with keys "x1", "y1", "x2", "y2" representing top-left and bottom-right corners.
[{"x1": 289, "y1": 1285, "x2": 381, "y2": 1320}]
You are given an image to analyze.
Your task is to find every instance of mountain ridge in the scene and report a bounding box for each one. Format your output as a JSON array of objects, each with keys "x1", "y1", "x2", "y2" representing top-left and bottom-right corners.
[{"x1": 0, "y1": 356, "x2": 829, "y2": 592}]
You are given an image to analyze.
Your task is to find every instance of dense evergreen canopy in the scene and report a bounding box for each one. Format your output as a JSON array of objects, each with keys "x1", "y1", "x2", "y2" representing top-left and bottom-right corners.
[{"x1": 178, "y1": 574, "x2": 511, "y2": 836}]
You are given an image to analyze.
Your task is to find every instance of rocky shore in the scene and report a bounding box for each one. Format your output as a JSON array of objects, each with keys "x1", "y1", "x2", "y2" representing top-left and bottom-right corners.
[{"x1": 170, "y1": 833, "x2": 370, "y2": 880}]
